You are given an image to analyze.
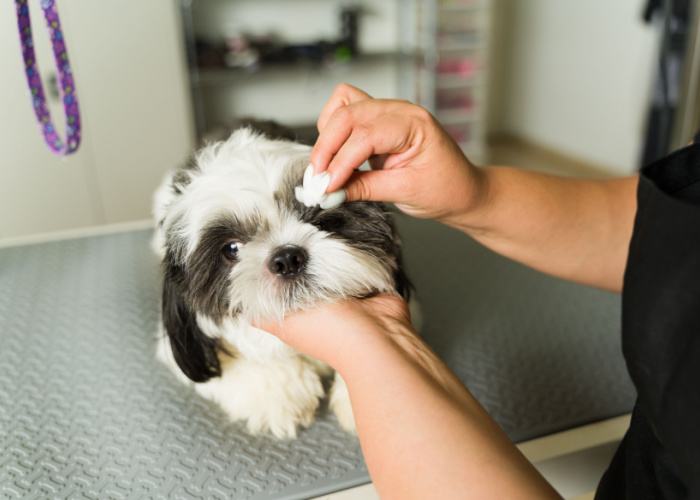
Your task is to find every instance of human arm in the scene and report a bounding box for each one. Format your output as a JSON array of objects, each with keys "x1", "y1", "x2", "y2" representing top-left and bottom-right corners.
[
  {"x1": 310, "y1": 84, "x2": 638, "y2": 292},
  {"x1": 261, "y1": 295, "x2": 563, "y2": 500}
]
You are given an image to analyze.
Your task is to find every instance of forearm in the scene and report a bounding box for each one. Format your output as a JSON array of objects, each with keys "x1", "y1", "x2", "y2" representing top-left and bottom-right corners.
[
  {"x1": 310, "y1": 84, "x2": 638, "y2": 291},
  {"x1": 443, "y1": 166, "x2": 639, "y2": 292},
  {"x1": 333, "y1": 326, "x2": 562, "y2": 500}
]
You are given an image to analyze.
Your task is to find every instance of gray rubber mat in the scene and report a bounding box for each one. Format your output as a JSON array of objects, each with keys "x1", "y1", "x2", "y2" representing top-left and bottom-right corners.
[
  {"x1": 394, "y1": 215, "x2": 635, "y2": 442},
  {"x1": 0, "y1": 219, "x2": 635, "y2": 499}
]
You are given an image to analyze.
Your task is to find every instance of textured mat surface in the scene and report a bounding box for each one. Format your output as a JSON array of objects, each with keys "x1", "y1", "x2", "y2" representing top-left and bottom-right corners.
[
  {"x1": 394, "y1": 215, "x2": 635, "y2": 442},
  {"x1": 0, "y1": 219, "x2": 636, "y2": 499}
]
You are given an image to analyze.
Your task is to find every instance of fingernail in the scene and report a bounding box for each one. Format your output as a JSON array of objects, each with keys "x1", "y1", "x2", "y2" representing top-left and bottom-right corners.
[
  {"x1": 317, "y1": 172, "x2": 331, "y2": 193},
  {"x1": 304, "y1": 164, "x2": 314, "y2": 184},
  {"x1": 320, "y1": 189, "x2": 347, "y2": 209}
]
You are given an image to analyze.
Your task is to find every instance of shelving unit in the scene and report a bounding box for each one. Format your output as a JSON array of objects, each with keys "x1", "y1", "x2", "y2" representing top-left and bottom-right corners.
[
  {"x1": 416, "y1": 0, "x2": 491, "y2": 163},
  {"x1": 177, "y1": 0, "x2": 490, "y2": 159},
  {"x1": 178, "y1": 0, "x2": 419, "y2": 139}
]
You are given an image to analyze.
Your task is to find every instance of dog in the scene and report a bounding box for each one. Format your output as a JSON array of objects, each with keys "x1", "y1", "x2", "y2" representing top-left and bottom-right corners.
[{"x1": 152, "y1": 121, "x2": 412, "y2": 439}]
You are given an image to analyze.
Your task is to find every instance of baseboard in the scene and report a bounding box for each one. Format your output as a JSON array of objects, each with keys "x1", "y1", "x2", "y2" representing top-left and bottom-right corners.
[
  {"x1": 0, "y1": 219, "x2": 155, "y2": 248},
  {"x1": 488, "y1": 134, "x2": 619, "y2": 179}
]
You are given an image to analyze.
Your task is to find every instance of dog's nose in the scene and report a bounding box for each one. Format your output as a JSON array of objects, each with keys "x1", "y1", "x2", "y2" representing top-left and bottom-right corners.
[{"x1": 268, "y1": 245, "x2": 308, "y2": 278}]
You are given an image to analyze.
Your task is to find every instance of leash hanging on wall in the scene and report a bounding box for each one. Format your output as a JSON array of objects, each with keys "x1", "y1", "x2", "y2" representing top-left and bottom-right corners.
[{"x1": 15, "y1": 0, "x2": 81, "y2": 156}]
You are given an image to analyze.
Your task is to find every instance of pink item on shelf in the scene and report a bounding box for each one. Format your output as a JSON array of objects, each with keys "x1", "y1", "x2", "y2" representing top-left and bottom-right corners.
[
  {"x1": 436, "y1": 90, "x2": 474, "y2": 111},
  {"x1": 443, "y1": 0, "x2": 479, "y2": 5},
  {"x1": 436, "y1": 57, "x2": 478, "y2": 78}
]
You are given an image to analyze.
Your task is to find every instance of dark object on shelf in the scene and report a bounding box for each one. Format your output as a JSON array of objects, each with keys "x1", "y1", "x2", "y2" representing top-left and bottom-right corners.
[
  {"x1": 341, "y1": 7, "x2": 360, "y2": 57},
  {"x1": 194, "y1": 38, "x2": 228, "y2": 68},
  {"x1": 196, "y1": 35, "x2": 357, "y2": 70},
  {"x1": 194, "y1": 6, "x2": 363, "y2": 72},
  {"x1": 260, "y1": 40, "x2": 340, "y2": 66}
]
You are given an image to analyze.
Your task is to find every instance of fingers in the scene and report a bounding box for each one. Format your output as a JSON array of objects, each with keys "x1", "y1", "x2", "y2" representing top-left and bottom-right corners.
[
  {"x1": 316, "y1": 106, "x2": 423, "y2": 193},
  {"x1": 311, "y1": 98, "x2": 405, "y2": 180},
  {"x1": 254, "y1": 294, "x2": 412, "y2": 365},
  {"x1": 254, "y1": 307, "x2": 319, "y2": 339},
  {"x1": 342, "y1": 169, "x2": 414, "y2": 205},
  {"x1": 253, "y1": 308, "x2": 322, "y2": 351},
  {"x1": 254, "y1": 302, "x2": 347, "y2": 343},
  {"x1": 316, "y1": 83, "x2": 373, "y2": 133},
  {"x1": 365, "y1": 294, "x2": 413, "y2": 324},
  {"x1": 255, "y1": 294, "x2": 409, "y2": 339}
]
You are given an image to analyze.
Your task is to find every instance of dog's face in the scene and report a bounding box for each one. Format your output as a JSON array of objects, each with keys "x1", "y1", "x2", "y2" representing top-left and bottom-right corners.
[{"x1": 154, "y1": 127, "x2": 410, "y2": 382}]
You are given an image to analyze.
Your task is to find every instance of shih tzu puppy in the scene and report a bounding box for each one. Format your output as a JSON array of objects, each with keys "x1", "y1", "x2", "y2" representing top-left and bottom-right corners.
[{"x1": 152, "y1": 121, "x2": 412, "y2": 439}]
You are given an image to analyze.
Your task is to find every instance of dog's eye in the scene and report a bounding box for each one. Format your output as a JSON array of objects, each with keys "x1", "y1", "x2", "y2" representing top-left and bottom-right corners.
[{"x1": 222, "y1": 241, "x2": 243, "y2": 261}]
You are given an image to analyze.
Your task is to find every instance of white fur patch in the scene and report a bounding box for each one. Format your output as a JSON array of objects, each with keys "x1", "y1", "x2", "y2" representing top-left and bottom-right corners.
[{"x1": 195, "y1": 351, "x2": 325, "y2": 439}]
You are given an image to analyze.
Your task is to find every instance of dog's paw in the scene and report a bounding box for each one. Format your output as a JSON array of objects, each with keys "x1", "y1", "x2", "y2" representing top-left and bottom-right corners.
[
  {"x1": 329, "y1": 372, "x2": 356, "y2": 432},
  {"x1": 196, "y1": 355, "x2": 324, "y2": 439}
]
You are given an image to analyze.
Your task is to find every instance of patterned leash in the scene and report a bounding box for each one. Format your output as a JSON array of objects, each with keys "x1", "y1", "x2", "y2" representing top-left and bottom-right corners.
[{"x1": 15, "y1": 0, "x2": 81, "y2": 156}]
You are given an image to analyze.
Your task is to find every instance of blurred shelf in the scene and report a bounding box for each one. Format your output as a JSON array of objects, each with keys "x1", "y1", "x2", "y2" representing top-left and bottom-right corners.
[
  {"x1": 437, "y1": 40, "x2": 488, "y2": 51},
  {"x1": 435, "y1": 73, "x2": 486, "y2": 89},
  {"x1": 415, "y1": 0, "x2": 490, "y2": 156},
  {"x1": 194, "y1": 51, "x2": 418, "y2": 87},
  {"x1": 439, "y1": 0, "x2": 490, "y2": 11},
  {"x1": 436, "y1": 108, "x2": 482, "y2": 125},
  {"x1": 439, "y1": 4, "x2": 488, "y2": 12}
]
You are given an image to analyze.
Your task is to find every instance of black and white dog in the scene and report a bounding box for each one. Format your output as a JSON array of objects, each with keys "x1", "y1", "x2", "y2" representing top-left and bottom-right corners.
[{"x1": 152, "y1": 121, "x2": 411, "y2": 438}]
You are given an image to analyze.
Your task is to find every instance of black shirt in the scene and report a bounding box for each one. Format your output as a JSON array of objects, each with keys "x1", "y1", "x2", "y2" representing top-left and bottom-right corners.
[{"x1": 595, "y1": 141, "x2": 700, "y2": 499}]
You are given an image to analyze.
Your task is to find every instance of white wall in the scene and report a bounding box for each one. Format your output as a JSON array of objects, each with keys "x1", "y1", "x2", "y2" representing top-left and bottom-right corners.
[
  {"x1": 489, "y1": 0, "x2": 658, "y2": 174},
  {"x1": 0, "y1": 0, "x2": 410, "y2": 240},
  {"x1": 0, "y1": 0, "x2": 193, "y2": 240}
]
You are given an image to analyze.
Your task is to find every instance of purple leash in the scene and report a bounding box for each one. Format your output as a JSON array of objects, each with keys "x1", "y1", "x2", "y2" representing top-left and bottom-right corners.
[{"x1": 15, "y1": 0, "x2": 81, "y2": 156}]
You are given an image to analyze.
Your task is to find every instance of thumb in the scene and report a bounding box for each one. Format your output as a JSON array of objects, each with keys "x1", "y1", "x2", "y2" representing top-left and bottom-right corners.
[{"x1": 343, "y1": 169, "x2": 413, "y2": 204}]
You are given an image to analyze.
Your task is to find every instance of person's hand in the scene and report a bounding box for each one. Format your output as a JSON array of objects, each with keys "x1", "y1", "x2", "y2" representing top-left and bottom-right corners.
[
  {"x1": 309, "y1": 83, "x2": 489, "y2": 226},
  {"x1": 258, "y1": 300, "x2": 563, "y2": 500},
  {"x1": 257, "y1": 294, "x2": 414, "y2": 371}
]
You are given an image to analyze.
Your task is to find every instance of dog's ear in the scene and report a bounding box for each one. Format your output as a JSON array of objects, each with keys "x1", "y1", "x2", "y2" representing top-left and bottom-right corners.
[{"x1": 162, "y1": 274, "x2": 222, "y2": 383}]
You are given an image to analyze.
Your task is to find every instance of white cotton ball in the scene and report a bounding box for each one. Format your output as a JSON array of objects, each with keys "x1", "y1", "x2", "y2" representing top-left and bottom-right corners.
[{"x1": 295, "y1": 164, "x2": 346, "y2": 209}]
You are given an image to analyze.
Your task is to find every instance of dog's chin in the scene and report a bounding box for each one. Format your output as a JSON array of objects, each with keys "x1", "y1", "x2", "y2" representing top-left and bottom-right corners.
[
  {"x1": 231, "y1": 276, "x2": 390, "y2": 326},
  {"x1": 280, "y1": 282, "x2": 385, "y2": 313}
]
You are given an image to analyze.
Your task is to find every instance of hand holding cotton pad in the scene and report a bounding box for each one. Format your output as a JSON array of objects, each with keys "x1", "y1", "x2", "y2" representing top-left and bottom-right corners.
[{"x1": 295, "y1": 165, "x2": 347, "y2": 209}]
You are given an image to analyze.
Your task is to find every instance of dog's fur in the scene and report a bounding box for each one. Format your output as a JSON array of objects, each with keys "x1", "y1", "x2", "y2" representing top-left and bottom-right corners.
[{"x1": 153, "y1": 121, "x2": 411, "y2": 438}]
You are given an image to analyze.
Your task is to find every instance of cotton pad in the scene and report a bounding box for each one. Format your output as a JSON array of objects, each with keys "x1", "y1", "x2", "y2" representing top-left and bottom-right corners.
[{"x1": 295, "y1": 164, "x2": 347, "y2": 209}]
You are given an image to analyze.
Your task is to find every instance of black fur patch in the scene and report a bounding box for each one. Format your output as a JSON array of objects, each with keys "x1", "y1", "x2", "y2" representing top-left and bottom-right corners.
[
  {"x1": 310, "y1": 202, "x2": 413, "y2": 300},
  {"x1": 164, "y1": 216, "x2": 262, "y2": 322},
  {"x1": 162, "y1": 274, "x2": 223, "y2": 383},
  {"x1": 161, "y1": 215, "x2": 261, "y2": 383}
]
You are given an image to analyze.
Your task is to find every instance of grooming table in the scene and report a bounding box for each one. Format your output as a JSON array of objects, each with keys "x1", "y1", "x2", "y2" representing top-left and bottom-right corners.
[{"x1": 0, "y1": 216, "x2": 635, "y2": 499}]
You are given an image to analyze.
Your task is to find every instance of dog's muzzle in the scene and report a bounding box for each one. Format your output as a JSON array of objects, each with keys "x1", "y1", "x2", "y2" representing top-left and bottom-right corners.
[{"x1": 268, "y1": 245, "x2": 308, "y2": 279}]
